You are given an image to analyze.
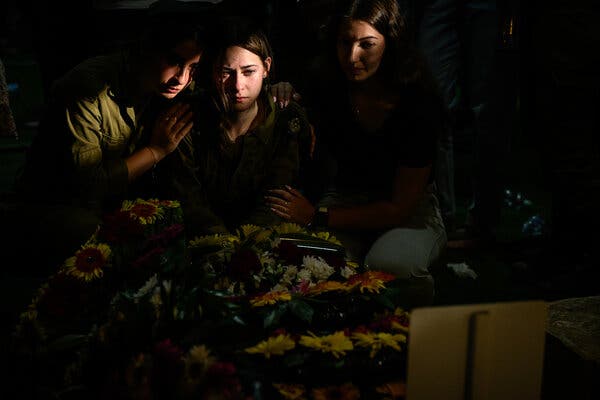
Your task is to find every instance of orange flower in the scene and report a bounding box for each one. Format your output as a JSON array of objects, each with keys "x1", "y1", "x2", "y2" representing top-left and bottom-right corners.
[
  {"x1": 312, "y1": 382, "x2": 360, "y2": 400},
  {"x1": 375, "y1": 381, "x2": 406, "y2": 398},
  {"x1": 348, "y1": 271, "x2": 396, "y2": 293},
  {"x1": 250, "y1": 291, "x2": 292, "y2": 307},
  {"x1": 273, "y1": 383, "x2": 306, "y2": 400},
  {"x1": 307, "y1": 281, "x2": 351, "y2": 296}
]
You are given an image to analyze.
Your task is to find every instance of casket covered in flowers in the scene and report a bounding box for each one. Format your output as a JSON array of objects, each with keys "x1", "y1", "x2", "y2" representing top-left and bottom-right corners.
[{"x1": 12, "y1": 199, "x2": 411, "y2": 400}]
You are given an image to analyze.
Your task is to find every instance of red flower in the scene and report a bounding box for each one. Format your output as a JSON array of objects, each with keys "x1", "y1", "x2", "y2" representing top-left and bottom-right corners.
[
  {"x1": 132, "y1": 247, "x2": 166, "y2": 269},
  {"x1": 228, "y1": 248, "x2": 261, "y2": 281},
  {"x1": 148, "y1": 224, "x2": 185, "y2": 247},
  {"x1": 152, "y1": 339, "x2": 184, "y2": 395},
  {"x1": 203, "y1": 362, "x2": 244, "y2": 399},
  {"x1": 99, "y1": 210, "x2": 144, "y2": 242}
]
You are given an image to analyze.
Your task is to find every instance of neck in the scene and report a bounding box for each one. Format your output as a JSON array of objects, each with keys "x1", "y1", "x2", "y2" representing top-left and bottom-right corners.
[
  {"x1": 226, "y1": 101, "x2": 259, "y2": 142},
  {"x1": 348, "y1": 74, "x2": 386, "y2": 97}
]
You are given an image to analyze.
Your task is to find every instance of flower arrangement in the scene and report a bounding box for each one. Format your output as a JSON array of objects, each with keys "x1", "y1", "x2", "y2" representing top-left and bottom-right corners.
[{"x1": 12, "y1": 199, "x2": 411, "y2": 400}]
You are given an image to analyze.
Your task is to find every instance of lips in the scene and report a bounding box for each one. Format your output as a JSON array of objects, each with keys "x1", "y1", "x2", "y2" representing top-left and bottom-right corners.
[{"x1": 165, "y1": 86, "x2": 181, "y2": 94}]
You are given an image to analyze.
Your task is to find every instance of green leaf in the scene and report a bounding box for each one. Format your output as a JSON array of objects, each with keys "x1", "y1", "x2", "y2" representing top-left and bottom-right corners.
[
  {"x1": 373, "y1": 293, "x2": 395, "y2": 309},
  {"x1": 284, "y1": 352, "x2": 310, "y2": 367},
  {"x1": 288, "y1": 299, "x2": 314, "y2": 324},
  {"x1": 374, "y1": 287, "x2": 402, "y2": 309},
  {"x1": 263, "y1": 304, "x2": 288, "y2": 328}
]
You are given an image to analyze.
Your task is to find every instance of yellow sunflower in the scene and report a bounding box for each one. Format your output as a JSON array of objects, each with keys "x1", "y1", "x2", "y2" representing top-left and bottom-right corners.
[
  {"x1": 351, "y1": 332, "x2": 407, "y2": 358},
  {"x1": 238, "y1": 224, "x2": 272, "y2": 243},
  {"x1": 63, "y1": 243, "x2": 111, "y2": 282},
  {"x1": 299, "y1": 331, "x2": 353, "y2": 358},
  {"x1": 184, "y1": 345, "x2": 216, "y2": 384},
  {"x1": 189, "y1": 234, "x2": 237, "y2": 249},
  {"x1": 273, "y1": 222, "x2": 306, "y2": 234},
  {"x1": 245, "y1": 334, "x2": 296, "y2": 358},
  {"x1": 311, "y1": 231, "x2": 342, "y2": 246}
]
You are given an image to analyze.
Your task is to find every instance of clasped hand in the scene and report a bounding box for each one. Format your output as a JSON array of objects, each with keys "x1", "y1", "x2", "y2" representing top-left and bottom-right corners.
[
  {"x1": 270, "y1": 82, "x2": 301, "y2": 109},
  {"x1": 266, "y1": 185, "x2": 315, "y2": 225},
  {"x1": 149, "y1": 102, "x2": 194, "y2": 160}
]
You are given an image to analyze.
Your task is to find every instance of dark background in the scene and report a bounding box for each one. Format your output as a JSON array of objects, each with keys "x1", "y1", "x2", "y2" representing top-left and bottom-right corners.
[{"x1": 1, "y1": 1, "x2": 599, "y2": 398}]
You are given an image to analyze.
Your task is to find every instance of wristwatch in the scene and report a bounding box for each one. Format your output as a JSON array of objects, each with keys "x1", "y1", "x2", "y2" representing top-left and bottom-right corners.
[{"x1": 309, "y1": 206, "x2": 329, "y2": 228}]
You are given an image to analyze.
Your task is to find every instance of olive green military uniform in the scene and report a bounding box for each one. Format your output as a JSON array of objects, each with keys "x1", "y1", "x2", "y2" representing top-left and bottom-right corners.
[{"x1": 144, "y1": 95, "x2": 311, "y2": 236}]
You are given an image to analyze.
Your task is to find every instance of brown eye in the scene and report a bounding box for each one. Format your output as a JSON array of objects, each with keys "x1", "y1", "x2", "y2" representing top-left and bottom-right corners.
[{"x1": 360, "y1": 41, "x2": 376, "y2": 49}]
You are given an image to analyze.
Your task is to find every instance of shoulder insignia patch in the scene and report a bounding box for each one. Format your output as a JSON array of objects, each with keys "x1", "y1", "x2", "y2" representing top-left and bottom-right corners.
[{"x1": 288, "y1": 117, "x2": 301, "y2": 134}]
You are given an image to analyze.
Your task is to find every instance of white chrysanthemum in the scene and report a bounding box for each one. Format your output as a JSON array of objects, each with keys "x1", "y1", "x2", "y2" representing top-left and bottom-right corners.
[
  {"x1": 302, "y1": 255, "x2": 335, "y2": 281},
  {"x1": 271, "y1": 283, "x2": 288, "y2": 292},
  {"x1": 259, "y1": 252, "x2": 276, "y2": 268},
  {"x1": 269, "y1": 237, "x2": 281, "y2": 249},
  {"x1": 296, "y1": 268, "x2": 312, "y2": 283},
  {"x1": 340, "y1": 266, "x2": 357, "y2": 279},
  {"x1": 281, "y1": 265, "x2": 298, "y2": 286},
  {"x1": 134, "y1": 274, "x2": 159, "y2": 301}
]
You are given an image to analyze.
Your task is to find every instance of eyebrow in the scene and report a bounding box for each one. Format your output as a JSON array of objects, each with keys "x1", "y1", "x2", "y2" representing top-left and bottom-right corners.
[
  {"x1": 222, "y1": 65, "x2": 258, "y2": 73},
  {"x1": 358, "y1": 36, "x2": 379, "y2": 41},
  {"x1": 340, "y1": 34, "x2": 380, "y2": 42}
]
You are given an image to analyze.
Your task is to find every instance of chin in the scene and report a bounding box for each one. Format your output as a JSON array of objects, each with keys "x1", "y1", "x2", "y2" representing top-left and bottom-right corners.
[
  {"x1": 346, "y1": 74, "x2": 365, "y2": 82},
  {"x1": 233, "y1": 103, "x2": 252, "y2": 112},
  {"x1": 161, "y1": 92, "x2": 179, "y2": 100}
]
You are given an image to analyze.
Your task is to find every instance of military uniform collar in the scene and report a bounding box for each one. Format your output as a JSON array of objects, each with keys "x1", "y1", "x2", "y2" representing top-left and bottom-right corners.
[{"x1": 252, "y1": 95, "x2": 277, "y2": 144}]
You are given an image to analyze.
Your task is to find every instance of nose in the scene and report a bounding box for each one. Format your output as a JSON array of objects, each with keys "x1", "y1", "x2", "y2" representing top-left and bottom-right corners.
[
  {"x1": 223, "y1": 72, "x2": 240, "y2": 92},
  {"x1": 349, "y1": 44, "x2": 361, "y2": 64},
  {"x1": 234, "y1": 72, "x2": 244, "y2": 92},
  {"x1": 174, "y1": 65, "x2": 191, "y2": 84}
]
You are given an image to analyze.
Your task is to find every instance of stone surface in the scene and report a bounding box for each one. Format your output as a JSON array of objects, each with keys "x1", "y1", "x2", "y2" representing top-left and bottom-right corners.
[{"x1": 547, "y1": 296, "x2": 600, "y2": 362}]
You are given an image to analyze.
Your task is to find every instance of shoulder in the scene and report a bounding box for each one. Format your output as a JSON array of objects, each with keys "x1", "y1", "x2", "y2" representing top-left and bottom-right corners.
[
  {"x1": 274, "y1": 100, "x2": 311, "y2": 137},
  {"x1": 51, "y1": 53, "x2": 124, "y2": 103}
]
